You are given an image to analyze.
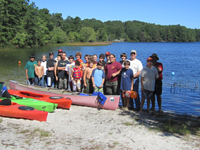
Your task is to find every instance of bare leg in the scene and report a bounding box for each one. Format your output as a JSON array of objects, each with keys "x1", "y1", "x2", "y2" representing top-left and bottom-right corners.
[
  {"x1": 150, "y1": 94, "x2": 155, "y2": 111},
  {"x1": 147, "y1": 98, "x2": 150, "y2": 112},
  {"x1": 157, "y1": 95, "x2": 162, "y2": 112},
  {"x1": 126, "y1": 97, "x2": 130, "y2": 109},
  {"x1": 139, "y1": 97, "x2": 145, "y2": 113}
]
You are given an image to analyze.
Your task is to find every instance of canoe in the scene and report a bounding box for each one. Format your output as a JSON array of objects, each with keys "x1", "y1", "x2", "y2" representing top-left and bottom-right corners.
[
  {"x1": 8, "y1": 90, "x2": 72, "y2": 109},
  {"x1": 0, "y1": 95, "x2": 57, "y2": 113},
  {"x1": 9, "y1": 80, "x2": 120, "y2": 110},
  {"x1": 0, "y1": 99, "x2": 48, "y2": 121}
]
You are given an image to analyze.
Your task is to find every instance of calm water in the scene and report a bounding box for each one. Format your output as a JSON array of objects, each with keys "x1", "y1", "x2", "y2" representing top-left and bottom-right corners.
[{"x1": 0, "y1": 42, "x2": 200, "y2": 116}]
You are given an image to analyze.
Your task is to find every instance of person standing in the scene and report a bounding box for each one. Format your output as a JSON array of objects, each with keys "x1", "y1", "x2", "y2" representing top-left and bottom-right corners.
[
  {"x1": 104, "y1": 54, "x2": 122, "y2": 95},
  {"x1": 57, "y1": 52, "x2": 69, "y2": 89},
  {"x1": 54, "y1": 49, "x2": 68, "y2": 61},
  {"x1": 150, "y1": 53, "x2": 163, "y2": 112},
  {"x1": 66, "y1": 55, "x2": 75, "y2": 91},
  {"x1": 47, "y1": 52, "x2": 56, "y2": 87},
  {"x1": 35, "y1": 59, "x2": 44, "y2": 86},
  {"x1": 41, "y1": 55, "x2": 47, "y2": 86},
  {"x1": 129, "y1": 50, "x2": 143, "y2": 111},
  {"x1": 25, "y1": 54, "x2": 37, "y2": 85},
  {"x1": 139, "y1": 57, "x2": 159, "y2": 113}
]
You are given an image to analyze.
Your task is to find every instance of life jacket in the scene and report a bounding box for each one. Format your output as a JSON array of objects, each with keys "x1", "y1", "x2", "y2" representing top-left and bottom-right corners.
[{"x1": 73, "y1": 67, "x2": 81, "y2": 79}]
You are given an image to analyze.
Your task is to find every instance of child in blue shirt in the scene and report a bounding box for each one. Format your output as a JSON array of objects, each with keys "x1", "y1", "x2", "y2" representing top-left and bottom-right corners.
[
  {"x1": 91, "y1": 62, "x2": 105, "y2": 93},
  {"x1": 120, "y1": 60, "x2": 134, "y2": 111}
]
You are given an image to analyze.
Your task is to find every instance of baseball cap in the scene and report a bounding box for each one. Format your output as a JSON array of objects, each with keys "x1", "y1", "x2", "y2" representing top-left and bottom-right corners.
[
  {"x1": 147, "y1": 57, "x2": 153, "y2": 61},
  {"x1": 58, "y1": 49, "x2": 63, "y2": 53},
  {"x1": 105, "y1": 52, "x2": 111, "y2": 56},
  {"x1": 30, "y1": 54, "x2": 35, "y2": 58},
  {"x1": 131, "y1": 50, "x2": 137, "y2": 54}
]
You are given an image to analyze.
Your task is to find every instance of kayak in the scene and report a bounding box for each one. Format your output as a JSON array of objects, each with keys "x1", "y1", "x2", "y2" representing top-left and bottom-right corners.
[
  {"x1": 8, "y1": 90, "x2": 72, "y2": 109},
  {"x1": 9, "y1": 80, "x2": 120, "y2": 110},
  {"x1": 0, "y1": 95, "x2": 57, "y2": 112},
  {"x1": 0, "y1": 99, "x2": 48, "y2": 121}
]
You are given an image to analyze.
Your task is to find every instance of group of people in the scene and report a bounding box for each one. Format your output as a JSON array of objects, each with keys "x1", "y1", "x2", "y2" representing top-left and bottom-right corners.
[{"x1": 25, "y1": 49, "x2": 163, "y2": 113}]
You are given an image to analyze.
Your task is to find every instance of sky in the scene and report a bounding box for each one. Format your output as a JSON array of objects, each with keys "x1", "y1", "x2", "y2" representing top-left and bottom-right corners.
[{"x1": 30, "y1": 0, "x2": 200, "y2": 29}]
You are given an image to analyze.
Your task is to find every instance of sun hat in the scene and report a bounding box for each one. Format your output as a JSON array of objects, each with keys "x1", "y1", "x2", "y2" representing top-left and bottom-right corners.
[
  {"x1": 147, "y1": 57, "x2": 153, "y2": 61},
  {"x1": 150, "y1": 53, "x2": 159, "y2": 60},
  {"x1": 105, "y1": 52, "x2": 111, "y2": 56},
  {"x1": 131, "y1": 50, "x2": 137, "y2": 54},
  {"x1": 58, "y1": 49, "x2": 63, "y2": 53}
]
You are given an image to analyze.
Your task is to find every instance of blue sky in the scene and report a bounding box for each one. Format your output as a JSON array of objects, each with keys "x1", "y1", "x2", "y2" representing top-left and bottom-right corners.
[{"x1": 30, "y1": 0, "x2": 200, "y2": 29}]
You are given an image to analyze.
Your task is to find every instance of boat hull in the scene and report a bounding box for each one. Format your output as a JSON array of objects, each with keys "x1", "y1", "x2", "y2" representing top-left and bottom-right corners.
[
  {"x1": 0, "y1": 100, "x2": 48, "y2": 121},
  {"x1": 9, "y1": 80, "x2": 120, "y2": 110}
]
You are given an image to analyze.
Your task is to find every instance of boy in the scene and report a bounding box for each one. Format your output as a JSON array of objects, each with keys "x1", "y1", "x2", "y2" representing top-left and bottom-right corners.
[
  {"x1": 93, "y1": 54, "x2": 98, "y2": 68},
  {"x1": 57, "y1": 52, "x2": 69, "y2": 89},
  {"x1": 120, "y1": 60, "x2": 134, "y2": 111},
  {"x1": 83, "y1": 54, "x2": 89, "y2": 69},
  {"x1": 25, "y1": 54, "x2": 37, "y2": 85},
  {"x1": 47, "y1": 52, "x2": 56, "y2": 87},
  {"x1": 83, "y1": 60, "x2": 94, "y2": 93},
  {"x1": 71, "y1": 60, "x2": 82, "y2": 92},
  {"x1": 91, "y1": 62, "x2": 105, "y2": 93},
  {"x1": 66, "y1": 55, "x2": 75, "y2": 91},
  {"x1": 98, "y1": 54, "x2": 106, "y2": 69},
  {"x1": 120, "y1": 53, "x2": 127, "y2": 67},
  {"x1": 41, "y1": 55, "x2": 47, "y2": 86},
  {"x1": 35, "y1": 59, "x2": 44, "y2": 86},
  {"x1": 139, "y1": 57, "x2": 159, "y2": 113}
]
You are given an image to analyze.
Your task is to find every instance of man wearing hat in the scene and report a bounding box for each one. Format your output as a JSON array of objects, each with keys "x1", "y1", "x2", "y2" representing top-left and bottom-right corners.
[
  {"x1": 150, "y1": 53, "x2": 163, "y2": 112},
  {"x1": 54, "y1": 49, "x2": 68, "y2": 61},
  {"x1": 139, "y1": 57, "x2": 159, "y2": 113},
  {"x1": 25, "y1": 54, "x2": 37, "y2": 85},
  {"x1": 129, "y1": 50, "x2": 143, "y2": 111}
]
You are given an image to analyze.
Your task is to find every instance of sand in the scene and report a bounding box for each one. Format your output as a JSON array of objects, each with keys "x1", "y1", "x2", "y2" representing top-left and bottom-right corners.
[{"x1": 0, "y1": 105, "x2": 199, "y2": 150}]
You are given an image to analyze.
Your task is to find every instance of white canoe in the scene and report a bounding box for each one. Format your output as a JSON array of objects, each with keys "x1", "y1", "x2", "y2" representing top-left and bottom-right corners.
[{"x1": 9, "y1": 80, "x2": 120, "y2": 110}]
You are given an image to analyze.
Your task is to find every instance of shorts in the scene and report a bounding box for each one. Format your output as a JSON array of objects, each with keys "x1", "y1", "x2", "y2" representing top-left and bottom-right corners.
[
  {"x1": 142, "y1": 89, "x2": 153, "y2": 98},
  {"x1": 122, "y1": 90, "x2": 131, "y2": 98},
  {"x1": 153, "y1": 80, "x2": 162, "y2": 95}
]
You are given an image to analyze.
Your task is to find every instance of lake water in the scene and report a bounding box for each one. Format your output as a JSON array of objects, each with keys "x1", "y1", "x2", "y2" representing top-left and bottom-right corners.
[{"x1": 0, "y1": 42, "x2": 200, "y2": 116}]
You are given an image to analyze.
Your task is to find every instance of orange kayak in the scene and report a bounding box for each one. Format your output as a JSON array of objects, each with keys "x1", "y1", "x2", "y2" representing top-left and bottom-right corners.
[
  {"x1": 0, "y1": 99, "x2": 48, "y2": 121},
  {"x1": 8, "y1": 90, "x2": 72, "y2": 109}
]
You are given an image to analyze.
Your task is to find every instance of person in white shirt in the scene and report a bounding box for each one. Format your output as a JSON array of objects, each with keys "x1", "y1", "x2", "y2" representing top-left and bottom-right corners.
[
  {"x1": 129, "y1": 50, "x2": 143, "y2": 111},
  {"x1": 65, "y1": 55, "x2": 75, "y2": 91},
  {"x1": 41, "y1": 55, "x2": 47, "y2": 87}
]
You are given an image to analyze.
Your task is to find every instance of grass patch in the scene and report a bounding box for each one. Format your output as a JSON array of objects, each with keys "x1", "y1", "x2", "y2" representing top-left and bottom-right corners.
[
  {"x1": 0, "y1": 118, "x2": 2, "y2": 123},
  {"x1": 124, "y1": 122, "x2": 134, "y2": 126},
  {"x1": 20, "y1": 129, "x2": 30, "y2": 134},
  {"x1": 33, "y1": 128, "x2": 51, "y2": 137},
  {"x1": 109, "y1": 132, "x2": 113, "y2": 135}
]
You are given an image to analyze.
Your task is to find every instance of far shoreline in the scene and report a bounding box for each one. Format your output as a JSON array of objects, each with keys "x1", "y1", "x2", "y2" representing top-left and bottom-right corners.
[{"x1": 52, "y1": 42, "x2": 112, "y2": 47}]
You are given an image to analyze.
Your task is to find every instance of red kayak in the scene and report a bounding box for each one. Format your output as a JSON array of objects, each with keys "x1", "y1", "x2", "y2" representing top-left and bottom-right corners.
[
  {"x1": 0, "y1": 99, "x2": 48, "y2": 121},
  {"x1": 8, "y1": 90, "x2": 72, "y2": 109}
]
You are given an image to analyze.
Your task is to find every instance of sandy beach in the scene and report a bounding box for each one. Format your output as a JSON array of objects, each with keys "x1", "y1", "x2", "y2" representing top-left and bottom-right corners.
[{"x1": 0, "y1": 105, "x2": 199, "y2": 150}]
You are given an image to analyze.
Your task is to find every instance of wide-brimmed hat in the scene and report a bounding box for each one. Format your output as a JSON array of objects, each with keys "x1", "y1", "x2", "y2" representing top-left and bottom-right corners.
[{"x1": 150, "y1": 53, "x2": 159, "y2": 60}]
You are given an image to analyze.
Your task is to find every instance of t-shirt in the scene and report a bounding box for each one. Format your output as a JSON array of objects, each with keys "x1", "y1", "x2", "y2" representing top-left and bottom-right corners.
[
  {"x1": 155, "y1": 62, "x2": 163, "y2": 80},
  {"x1": 104, "y1": 61, "x2": 122, "y2": 82},
  {"x1": 65, "y1": 62, "x2": 75, "y2": 81},
  {"x1": 129, "y1": 58, "x2": 143, "y2": 76},
  {"x1": 140, "y1": 66, "x2": 159, "y2": 91},
  {"x1": 25, "y1": 60, "x2": 37, "y2": 78},
  {"x1": 47, "y1": 59, "x2": 56, "y2": 77},
  {"x1": 91, "y1": 68, "x2": 105, "y2": 87},
  {"x1": 41, "y1": 61, "x2": 47, "y2": 76},
  {"x1": 120, "y1": 68, "x2": 134, "y2": 91},
  {"x1": 57, "y1": 60, "x2": 69, "y2": 78}
]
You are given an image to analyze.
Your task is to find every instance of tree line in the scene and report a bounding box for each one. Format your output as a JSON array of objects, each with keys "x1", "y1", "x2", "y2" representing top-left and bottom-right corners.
[{"x1": 1, "y1": 0, "x2": 200, "y2": 48}]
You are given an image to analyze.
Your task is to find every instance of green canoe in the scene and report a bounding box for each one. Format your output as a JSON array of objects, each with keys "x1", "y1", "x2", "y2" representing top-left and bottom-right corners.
[{"x1": 0, "y1": 95, "x2": 57, "y2": 112}]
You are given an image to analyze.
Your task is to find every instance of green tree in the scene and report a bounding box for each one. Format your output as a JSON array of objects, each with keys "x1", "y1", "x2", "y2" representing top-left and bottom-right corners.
[{"x1": 80, "y1": 27, "x2": 95, "y2": 42}]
